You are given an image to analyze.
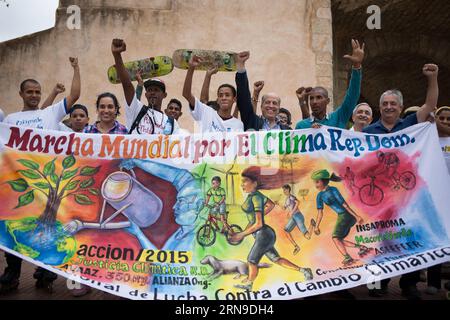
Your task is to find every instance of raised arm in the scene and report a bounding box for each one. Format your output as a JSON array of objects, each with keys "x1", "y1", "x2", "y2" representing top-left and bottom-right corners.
[
  {"x1": 111, "y1": 39, "x2": 135, "y2": 106},
  {"x1": 65, "y1": 57, "x2": 81, "y2": 112},
  {"x1": 182, "y1": 55, "x2": 203, "y2": 109},
  {"x1": 296, "y1": 87, "x2": 312, "y2": 119},
  {"x1": 417, "y1": 64, "x2": 439, "y2": 123},
  {"x1": 135, "y1": 69, "x2": 144, "y2": 101},
  {"x1": 235, "y1": 51, "x2": 256, "y2": 130},
  {"x1": 335, "y1": 39, "x2": 365, "y2": 122},
  {"x1": 41, "y1": 83, "x2": 65, "y2": 109},
  {"x1": 200, "y1": 66, "x2": 218, "y2": 104},
  {"x1": 232, "y1": 106, "x2": 239, "y2": 119},
  {"x1": 252, "y1": 81, "x2": 264, "y2": 113}
]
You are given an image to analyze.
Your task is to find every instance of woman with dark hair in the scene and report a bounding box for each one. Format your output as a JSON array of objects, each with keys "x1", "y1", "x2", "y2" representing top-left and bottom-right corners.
[
  {"x1": 229, "y1": 166, "x2": 313, "y2": 291},
  {"x1": 311, "y1": 169, "x2": 370, "y2": 266},
  {"x1": 84, "y1": 92, "x2": 128, "y2": 134},
  {"x1": 71, "y1": 94, "x2": 127, "y2": 297}
]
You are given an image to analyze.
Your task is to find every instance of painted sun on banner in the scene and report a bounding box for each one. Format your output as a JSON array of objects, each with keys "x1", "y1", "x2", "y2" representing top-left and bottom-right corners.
[{"x1": 0, "y1": 122, "x2": 449, "y2": 300}]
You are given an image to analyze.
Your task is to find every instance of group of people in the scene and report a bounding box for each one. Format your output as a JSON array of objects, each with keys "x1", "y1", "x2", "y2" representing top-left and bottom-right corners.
[{"x1": 0, "y1": 37, "x2": 448, "y2": 300}]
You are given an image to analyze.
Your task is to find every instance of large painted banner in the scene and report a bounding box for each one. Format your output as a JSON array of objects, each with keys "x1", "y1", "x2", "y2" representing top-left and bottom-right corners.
[{"x1": 0, "y1": 122, "x2": 449, "y2": 300}]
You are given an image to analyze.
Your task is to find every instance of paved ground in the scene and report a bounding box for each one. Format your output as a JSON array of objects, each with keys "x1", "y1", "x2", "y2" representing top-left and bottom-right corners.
[{"x1": 0, "y1": 256, "x2": 448, "y2": 300}]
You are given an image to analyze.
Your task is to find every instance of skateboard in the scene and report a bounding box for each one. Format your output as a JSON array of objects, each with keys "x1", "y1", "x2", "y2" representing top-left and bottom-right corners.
[
  {"x1": 172, "y1": 49, "x2": 237, "y2": 72},
  {"x1": 107, "y1": 56, "x2": 174, "y2": 84}
]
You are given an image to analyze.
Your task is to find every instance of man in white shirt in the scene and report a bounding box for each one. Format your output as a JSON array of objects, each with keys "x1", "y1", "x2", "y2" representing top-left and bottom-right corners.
[
  {"x1": 1, "y1": 57, "x2": 81, "y2": 294},
  {"x1": 111, "y1": 39, "x2": 181, "y2": 135},
  {"x1": 4, "y1": 58, "x2": 81, "y2": 130},
  {"x1": 182, "y1": 55, "x2": 243, "y2": 133}
]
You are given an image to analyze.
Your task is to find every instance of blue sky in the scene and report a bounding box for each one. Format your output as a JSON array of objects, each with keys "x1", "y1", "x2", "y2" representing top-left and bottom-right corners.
[{"x1": 0, "y1": 0, "x2": 59, "y2": 42}]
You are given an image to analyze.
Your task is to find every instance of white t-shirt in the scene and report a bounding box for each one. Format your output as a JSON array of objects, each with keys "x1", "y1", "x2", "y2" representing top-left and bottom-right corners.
[
  {"x1": 284, "y1": 194, "x2": 298, "y2": 211},
  {"x1": 126, "y1": 94, "x2": 180, "y2": 135},
  {"x1": 190, "y1": 98, "x2": 243, "y2": 133},
  {"x1": 58, "y1": 122, "x2": 73, "y2": 132},
  {"x1": 4, "y1": 99, "x2": 67, "y2": 130},
  {"x1": 440, "y1": 137, "x2": 450, "y2": 174}
]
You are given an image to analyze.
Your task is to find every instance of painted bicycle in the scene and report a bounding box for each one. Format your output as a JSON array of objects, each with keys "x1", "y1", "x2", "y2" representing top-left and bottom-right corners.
[
  {"x1": 359, "y1": 170, "x2": 416, "y2": 206},
  {"x1": 196, "y1": 205, "x2": 243, "y2": 247}
]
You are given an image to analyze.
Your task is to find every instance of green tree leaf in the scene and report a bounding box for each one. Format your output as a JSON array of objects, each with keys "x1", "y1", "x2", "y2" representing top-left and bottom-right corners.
[
  {"x1": 80, "y1": 166, "x2": 100, "y2": 176},
  {"x1": 50, "y1": 174, "x2": 59, "y2": 185},
  {"x1": 7, "y1": 178, "x2": 29, "y2": 192},
  {"x1": 18, "y1": 170, "x2": 41, "y2": 180},
  {"x1": 80, "y1": 178, "x2": 94, "y2": 189},
  {"x1": 88, "y1": 188, "x2": 100, "y2": 196},
  {"x1": 33, "y1": 182, "x2": 50, "y2": 190},
  {"x1": 62, "y1": 154, "x2": 76, "y2": 169},
  {"x1": 74, "y1": 194, "x2": 94, "y2": 205},
  {"x1": 43, "y1": 159, "x2": 56, "y2": 177},
  {"x1": 15, "y1": 190, "x2": 34, "y2": 208},
  {"x1": 62, "y1": 168, "x2": 78, "y2": 180},
  {"x1": 65, "y1": 180, "x2": 79, "y2": 191},
  {"x1": 17, "y1": 159, "x2": 40, "y2": 170}
]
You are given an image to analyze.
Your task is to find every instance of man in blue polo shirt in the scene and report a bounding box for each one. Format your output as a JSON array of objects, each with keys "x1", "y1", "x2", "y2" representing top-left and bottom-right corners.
[
  {"x1": 363, "y1": 64, "x2": 438, "y2": 135},
  {"x1": 363, "y1": 63, "x2": 439, "y2": 300},
  {"x1": 295, "y1": 39, "x2": 364, "y2": 130}
]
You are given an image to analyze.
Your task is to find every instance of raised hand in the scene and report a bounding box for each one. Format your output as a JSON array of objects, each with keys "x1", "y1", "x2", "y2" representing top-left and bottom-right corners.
[
  {"x1": 343, "y1": 39, "x2": 365, "y2": 68},
  {"x1": 206, "y1": 66, "x2": 219, "y2": 76},
  {"x1": 296, "y1": 86, "x2": 313, "y2": 101},
  {"x1": 54, "y1": 83, "x2": 66, "y2": 94},
  {"x1": 253, "y1": 81, "x2": 265, "y2": 93},
  {"x1": 188, "y1": 55, "x2": 203, "y2": 68},
  {"x1": 69, "y1": 57, "x2": 78, "y2": 69},
  {"x1": 136, "y1": 69, "x2": 144, "y2": 86},
  {"x1": 236, "y1": 51, "x2": 250, "y2": 70},
  {"x1": 422, "y1": 63, "x2": 439, "y2": 78},
  {"x1": 111, "y1": 38, "x2": 127, "y2": 54}
]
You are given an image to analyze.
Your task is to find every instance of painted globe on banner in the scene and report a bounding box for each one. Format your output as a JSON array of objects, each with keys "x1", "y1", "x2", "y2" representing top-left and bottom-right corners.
[{"x1": 0, "y1": 217, "x2": 76, "y2": 266}]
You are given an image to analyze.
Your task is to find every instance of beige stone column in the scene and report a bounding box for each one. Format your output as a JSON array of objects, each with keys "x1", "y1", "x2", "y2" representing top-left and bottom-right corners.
[{"x1": 310, "y1": 0, "x2": 334, "y2": 110}]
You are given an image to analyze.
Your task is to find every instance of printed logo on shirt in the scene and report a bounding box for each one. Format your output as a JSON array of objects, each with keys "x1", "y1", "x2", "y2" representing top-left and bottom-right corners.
[
  {"x1": 211, "y1": 121, "x2": 224, "y2": 132},
  {"x1": 16, "y1": 117, "x2": 43, "y2": 128},
  {"x1": 136, "y1": 113, "x2": 168, "y2": 134}
]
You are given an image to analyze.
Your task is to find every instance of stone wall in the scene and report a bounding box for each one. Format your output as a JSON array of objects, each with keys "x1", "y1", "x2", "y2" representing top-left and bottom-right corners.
[{"x1": 0, "y1": 0, "x2": 334, "y2": 131}]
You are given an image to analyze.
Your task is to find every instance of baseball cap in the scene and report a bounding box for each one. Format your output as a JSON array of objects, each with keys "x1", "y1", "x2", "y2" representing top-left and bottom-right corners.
[
  {"x1": 144, "y1": 78, "x2": 166, "y2": 92},
  {"x1": 403, "y1": 106, "x2": 420, "y2": 118}
]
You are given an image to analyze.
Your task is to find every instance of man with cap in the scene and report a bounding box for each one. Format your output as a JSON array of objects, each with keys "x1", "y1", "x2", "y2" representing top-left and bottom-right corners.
[{"x1": 111, "y1": 39, "x2": 180, "y2": 135}]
